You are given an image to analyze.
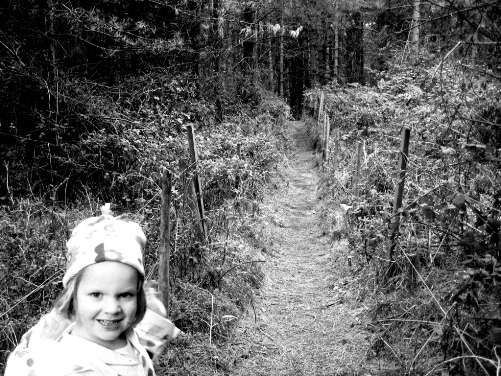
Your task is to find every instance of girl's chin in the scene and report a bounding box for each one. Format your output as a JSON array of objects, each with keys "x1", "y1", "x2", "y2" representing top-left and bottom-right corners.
[
  {"x1": 94, "y1": 332, "x2": 127, "y2": 349},
  {"x1": 72, "y1": 322, "x2": 128, "y2": 349}
]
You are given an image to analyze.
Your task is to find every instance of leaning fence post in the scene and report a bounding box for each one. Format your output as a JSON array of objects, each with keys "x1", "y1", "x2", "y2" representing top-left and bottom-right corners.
[
  {"x1": 321, "y1": 112, "x2": 326, "y2": 159},
  {"x1": 179, "y1": 159, "x2": 203, "y2": 238},
  {"x1": 237, "y1": 142, "x2": 242, "y2": 159},
  {"x1": 323, "y1": 114, "x2": 330, "y2": 162},
  {"x1": 333, "y1": 128, "x2": 340, "y2": 171},
  {"x1": 186, "y1": 124, "x2": 208, "y2": 243},
  {"x1": 314, "y1": 93, "x2": 319, "y2": 120},
  {"x1": 159, "y1": 168, "x2": 172, "y2": 312},
  {"x1": 236, "y1": 142, "x2": 242, "y2": 192},
  {"x1": 317, "y1": 91, "x2": 325, "y2": 143},
  {"x1": 317, "y1": 91, "x2": 325, "y2": 126},
  {"x1": 316, "y1": 92, "x2": 325, "y2": 165},
  {"x1": 387, "y1": 127, "x2": 411, "y2": 273},
  {"x1": 354, "y1": 141, "x2": 362, "y2": 197}
]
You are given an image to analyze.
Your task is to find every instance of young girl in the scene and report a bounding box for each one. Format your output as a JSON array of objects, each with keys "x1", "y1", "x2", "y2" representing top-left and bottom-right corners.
[{"x1": 5, "y1": 205, "x2": 180, "y2": 376}]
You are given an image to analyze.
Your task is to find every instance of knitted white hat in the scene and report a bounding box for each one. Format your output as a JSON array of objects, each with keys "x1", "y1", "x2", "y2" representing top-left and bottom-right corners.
[{"x1": 63, "y1": 204, "x2": 146, "y2": 287}]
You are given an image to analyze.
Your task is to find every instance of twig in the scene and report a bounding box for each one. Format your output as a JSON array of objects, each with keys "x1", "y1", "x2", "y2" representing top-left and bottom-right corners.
[
  {"x1": 0, "y1": 270, "x2": 62, "y2": 320},
  {"x1": 216, "y1": 260, "x2": 266, "y2": 285},
  {"x1": 209, "y1": 294, "x2": 214, "y2": 345},
  {"x1": 430, "y1": 233, "x2": 447, "y2": 266},
  {"x1": 4, "y1": 161, "x2": 14, "y2": 205},
  {"x1": 459, "y1": 116, "x2": 501, "y2": 128},
  {"x1": 249, "y1": 293, "x2": 257, "y2": 324},
  {"x1": 409, "y1": 314, "x2": 449, "y2": 371},
  {"x1": 459, "y1": 64, "x2": 501, "y2": 80},
  {"x1": 374, "y1": 318, "x2": 443, "y2": 326},
  {"x1": 430, "y1": 41, "x2": 462, "y2": 80},
  {"x1": 402, "y1": 249, "x2": 447, "y2": 316},
  {"x1": 382, "y1": 338, "x2": 405, "y2": 368},
  {"x1": 454, "y1": 325, "x2": 491, "y2": 375},
  {"x1": 494, "y1": 346, "x2": 500, "y2": 376},
  {"x1": 319, "y1": 300, "x2": 342, "y2": 309},
  {"x1": 423, "y1": 354, "x2": 497, "y2": 376},
  {"x1": 366, "y1": 308, "x2": 413, "y2": 360},
  {"x1": 258, "y1": 328, "x2": 276, "y2": 342}
]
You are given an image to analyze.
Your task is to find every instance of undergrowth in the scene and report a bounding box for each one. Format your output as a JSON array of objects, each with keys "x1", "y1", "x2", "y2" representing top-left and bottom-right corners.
[
  {"x1": 306, "y1": 56, "x2": 501, "y2": 375},
  {"x1": 0, "y1": 88, "x2": 293, "y2": 375}
]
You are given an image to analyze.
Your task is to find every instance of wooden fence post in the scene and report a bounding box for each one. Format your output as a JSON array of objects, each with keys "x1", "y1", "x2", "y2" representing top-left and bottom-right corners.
[
  {"x1": 323, "y1": 114, "x2": 330, "y2": 162},
  {"x1": 236, "y1": 143, "x2": 242, "y2": 193},
  {"x1": 387, "y1": 127, "x2": 411, "y2": 271},
  {"x1": 354, "y1": 141, "x2": 362, "y2": 197},
  {"x1": 316, "y1": 91, "x2": 325, "y2": 165},
  {"x1": 333, "y1": 128, "x2": 340, "y2": 171},
  {"x1": 179, "y1": 159, "x2": 203, "y2": 238},
  {"x1": 159, "y1": 168, "x2": 172, "y2": 312},
  {"x1": 314, "y1": 93, "x2": 319, "y2": 121},
  {"x1": 186, "y1": 124, "x2": 208, "y2": 243},
  {"x1": 321, "y1": 112, "x2": 326, "y2": 159},
  {"x1": 317, "y1": 92, "x2": 325, "y2": 137},
  {"x1": 237, "y1": 142, "x2": 242, "y2": 159},
  {"x1": 317, "y1": 91, "x2": 325, "y2": 126}
]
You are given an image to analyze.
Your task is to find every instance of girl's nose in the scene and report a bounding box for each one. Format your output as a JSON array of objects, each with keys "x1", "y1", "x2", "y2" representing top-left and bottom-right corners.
[{"x1": 103, "y1": 297, "x2": 122, "y2": 313}]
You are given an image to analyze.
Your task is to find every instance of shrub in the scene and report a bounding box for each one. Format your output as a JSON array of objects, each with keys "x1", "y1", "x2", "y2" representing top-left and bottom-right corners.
[{"x1": 305, "y1": 61, "x2": 501, "y2": 374}]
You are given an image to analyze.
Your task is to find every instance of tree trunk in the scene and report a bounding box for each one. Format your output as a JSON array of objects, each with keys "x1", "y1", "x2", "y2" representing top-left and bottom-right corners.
[
  {"x1": 317, "y1": 25, "x2": 325, "y2": 85},
  {"x1": 309, "y1": 32, "x2": 317, "y2": 86},
  {"x1": 290, "y1": 39, "x2": 305, "y2": 120},
  {"x1": 253, "y1": 20, "x2": 259, "y2": 86},
  {"x1": 302, "y1": 32, "x2": 311, "y2": 90},
  {"x1": 213, "y1": 0, "x2": 225, "y2": 122},
  {"x1": 242, "y1": 5, "x2": 255, "y2": 75},
  {"x1": 471, "y1": 26, "x2": 479, "y2": 67},
  {"x1": 333, "y1": 0, "x2": 339, "y2": 83},
  {"x1": 345, "y1": 12, "x2": 364, "y2": 85},
  {"x1": 470, "y1": 9, "x2": 484, "y2": 67},
  {"x1": 226, "y1": 24, "x2": 236, "y2": 95},
  {"x1": 268, "y1": 28, "x2": 274, "y2": 92},
  {"x1": 279, "y1": 5, "x2": 284, "y2": 97},
  {"x1": 189, "y1": 0, "x2": 202, "y2": 99},
  {"x1": 46, "y1": 0, "x2": 59, "y2": 121},
  {"x1": 322, "y1": 20, "x2": 330, "y2": 85},
  {"x1": 410, "y1": 0, "x2": 421, "y2": 56}
]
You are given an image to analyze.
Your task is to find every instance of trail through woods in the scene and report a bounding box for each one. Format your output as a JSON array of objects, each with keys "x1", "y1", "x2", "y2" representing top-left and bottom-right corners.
[{"x1": 229, "y1": 121, "x2": 392, "y2": 376}]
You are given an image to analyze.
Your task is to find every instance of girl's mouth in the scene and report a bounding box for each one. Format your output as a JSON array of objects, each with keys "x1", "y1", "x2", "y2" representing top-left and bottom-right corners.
[{"x1": 97, "y1": 319, "x2": 122, "y2": 327}]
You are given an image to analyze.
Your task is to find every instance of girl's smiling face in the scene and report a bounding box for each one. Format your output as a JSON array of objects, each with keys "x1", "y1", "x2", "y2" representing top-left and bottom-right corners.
[{"x1": 71, "y1": 261, "x2": 139, "y2": 350}]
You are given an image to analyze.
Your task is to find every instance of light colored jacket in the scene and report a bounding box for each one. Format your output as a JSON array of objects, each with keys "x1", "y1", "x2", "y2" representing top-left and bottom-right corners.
[{"x1": 4, "y1": 309, "x2": 179, "y2": 376}]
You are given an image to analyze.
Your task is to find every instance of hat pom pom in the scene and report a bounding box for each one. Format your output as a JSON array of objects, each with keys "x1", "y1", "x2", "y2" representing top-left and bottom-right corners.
[{"x1": 101, "y1": 203, "x2": 111, "y2": 216}]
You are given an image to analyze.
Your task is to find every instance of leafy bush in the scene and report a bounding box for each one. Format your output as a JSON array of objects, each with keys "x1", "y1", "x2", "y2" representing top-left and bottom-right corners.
[
  {"x1": 306, "y1": 61, "x2": 501, "y2": 375},
  {"x1": 0, "y1": 82, "x2": 292, "y2": 374},
  {"x1": 0, "y1": 202, "x2": 86, "y2": 368}
]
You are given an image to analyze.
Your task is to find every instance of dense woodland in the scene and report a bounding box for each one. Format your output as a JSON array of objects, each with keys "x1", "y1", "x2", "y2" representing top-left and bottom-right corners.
[{"x1": 1, "y1": 0, "x2": 501, "y2": 375}]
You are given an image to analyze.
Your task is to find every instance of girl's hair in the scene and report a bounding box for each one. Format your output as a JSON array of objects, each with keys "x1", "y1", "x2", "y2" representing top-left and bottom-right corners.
[{"x1": 54, "y1": 264, "x2": 147, "y2": 329}]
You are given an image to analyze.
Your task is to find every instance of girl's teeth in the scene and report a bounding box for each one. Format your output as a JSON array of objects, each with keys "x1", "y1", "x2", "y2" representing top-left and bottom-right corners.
[{"x1": 99, "y1": 320, "x2": 119, "y2": 326}]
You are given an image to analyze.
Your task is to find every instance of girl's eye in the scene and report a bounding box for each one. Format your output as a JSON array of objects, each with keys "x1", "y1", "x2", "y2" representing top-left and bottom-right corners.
[
  {"x1": 120, "y1": 292, "x2": 135, "y2": 299},
  {"x1": 90, "y1": 292, "x2": 102, "y2": 298}
]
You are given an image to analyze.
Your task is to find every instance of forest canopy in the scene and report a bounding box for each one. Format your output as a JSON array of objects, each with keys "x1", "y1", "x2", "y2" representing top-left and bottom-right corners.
[{"x1": 1, "y1": 0, "x2": 499, "y2": 201}]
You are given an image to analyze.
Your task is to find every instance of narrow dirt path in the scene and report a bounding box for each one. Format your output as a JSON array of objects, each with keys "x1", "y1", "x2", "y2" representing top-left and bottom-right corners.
[{"x1": 229, "y1": 121, "x2": 376, "y2": 376}]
